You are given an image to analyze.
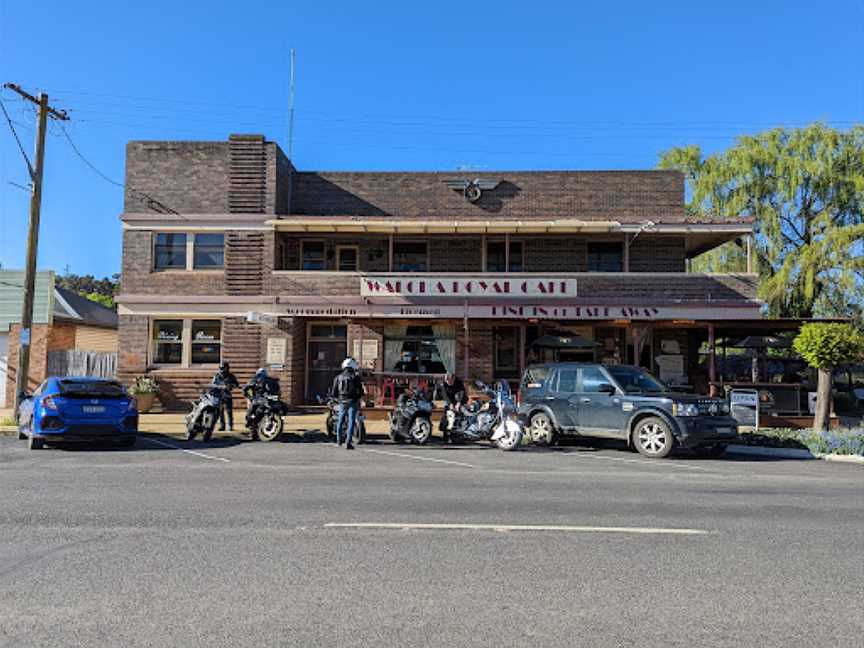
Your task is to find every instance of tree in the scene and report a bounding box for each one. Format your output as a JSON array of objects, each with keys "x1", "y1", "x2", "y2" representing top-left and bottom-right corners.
[
  {"x1": 793, "y1": 323, "x2": 864, "y2": 431},
  {"x1": 659, "y1": 125, "x2": 864, "y2": 322},
  {"x1": 56, "y1": 272, "x2": 120, "y2": 310}
]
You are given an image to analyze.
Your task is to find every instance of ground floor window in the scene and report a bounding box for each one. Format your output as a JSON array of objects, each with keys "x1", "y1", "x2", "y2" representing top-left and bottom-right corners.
[
  {"x1": 151, "y1": 318, "x2": 222, "y2": 367},
  {"x1": 384, "y1": 323, "x2": 455, "y2": 374}
]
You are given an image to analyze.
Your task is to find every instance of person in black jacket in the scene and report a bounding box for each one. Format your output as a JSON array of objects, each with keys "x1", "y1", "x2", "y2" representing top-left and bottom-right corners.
[
  {"x1": 330, "y1": 358, "x2": 364, "y2": 450},
  {"x1": 243, "y1": 368, "x2": 281, "y2": 433},
  {"x1": 213, "y1": 361, "x2": 240, "y2": 431},
  {"x1": 440, "y1": 372, "x2": 468, "y2": 442}
]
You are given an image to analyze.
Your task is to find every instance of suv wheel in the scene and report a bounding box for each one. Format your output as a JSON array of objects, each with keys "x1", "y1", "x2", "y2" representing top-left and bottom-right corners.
[
  {"x1": 632, "y1": 416, "x2": 674, "y2": 458},
  {"x1": 529, "y1": 412, "x2": 556, "y2": 446}
]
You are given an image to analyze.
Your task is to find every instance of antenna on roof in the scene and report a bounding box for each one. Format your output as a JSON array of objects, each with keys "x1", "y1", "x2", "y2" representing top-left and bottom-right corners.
[{"x1": 288, "y1": 48, "x2": 296, "y2": 159}]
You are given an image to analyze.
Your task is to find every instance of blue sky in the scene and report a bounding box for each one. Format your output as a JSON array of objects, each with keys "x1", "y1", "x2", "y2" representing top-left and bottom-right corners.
[{"x1": 1, "y1": 0, "x2": 862, "y2": 279}]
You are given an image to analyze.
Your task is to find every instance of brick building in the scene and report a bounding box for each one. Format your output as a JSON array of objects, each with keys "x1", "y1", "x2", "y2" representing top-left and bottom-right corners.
[{"x1": 117, "y1": 134, "x2": 763, "y2": 409}]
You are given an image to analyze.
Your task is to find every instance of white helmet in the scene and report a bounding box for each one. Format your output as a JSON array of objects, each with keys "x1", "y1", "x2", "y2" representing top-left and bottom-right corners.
[{"x1": 341, "y1": 357, "x2": 359, "y2": 371}]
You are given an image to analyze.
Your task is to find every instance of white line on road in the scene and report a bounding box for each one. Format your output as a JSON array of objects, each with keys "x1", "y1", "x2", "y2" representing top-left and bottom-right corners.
[
  {"x1": 325, "y1": 522, "x2": 710, "y2": 536},
  {"x1": 143, "y1": 437, "x2": 230, "y2": 462},
  {"x1": 363, "y1": 448, "x2": 476, "y2": 469},
  {"x1": 555, "y1": 451, "x2": 710, "y2": 471}
]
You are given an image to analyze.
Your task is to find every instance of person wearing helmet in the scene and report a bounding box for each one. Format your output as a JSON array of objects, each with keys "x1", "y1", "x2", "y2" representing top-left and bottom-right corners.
[
  {"x1": 243, "y1": 368, "x2": 281, "y2": 435},
  {"x1": 440, "y1": 372, "x2": 468, "y2": 442},
  {"x1": 213, "y1": 361, "x2": 240, "y2": 431},
  {"x1": 330, "y1": 357, "x2": 364, "y2": 450}
]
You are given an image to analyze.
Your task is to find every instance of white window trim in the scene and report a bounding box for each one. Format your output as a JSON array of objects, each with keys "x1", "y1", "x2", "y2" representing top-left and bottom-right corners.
[
  {"x1": 152, "y1": 232, "x2": 224, "y2": 272},
  {"x1": 150, "y1": 318, "x2": 223, "y2": 369},
  {"x1": 336, "y1": 245, "x2": 360, "y2": 272}
]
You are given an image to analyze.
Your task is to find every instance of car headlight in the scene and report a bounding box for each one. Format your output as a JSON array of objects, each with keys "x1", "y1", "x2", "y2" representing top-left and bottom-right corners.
[
  {"x1": 672, "y1": 402, "x2": 699, "y2": 417},
  {"x1": 719, "y1": 402, "x2": 730, "y2": 415}
]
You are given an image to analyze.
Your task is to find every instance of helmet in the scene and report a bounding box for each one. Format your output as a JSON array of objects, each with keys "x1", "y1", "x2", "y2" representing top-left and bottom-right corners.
[
  {"x1": 341, "y1": 357, "x2": 359, "y2": 371},
  {"x1": 255, "y1": 368, "x2": 268, "y2": 380},
  {"x1": 445, "y1": 372, "x2": 455, "y2": 384},
  {"x1": 219, "y1": 361, "x2": 230, "y2": 372}
]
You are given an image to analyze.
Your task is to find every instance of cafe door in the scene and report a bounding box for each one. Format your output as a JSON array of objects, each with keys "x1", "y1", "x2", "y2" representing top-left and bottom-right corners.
[{"x1": 307, "y1": 323, "x2": 347, "y2": 400}]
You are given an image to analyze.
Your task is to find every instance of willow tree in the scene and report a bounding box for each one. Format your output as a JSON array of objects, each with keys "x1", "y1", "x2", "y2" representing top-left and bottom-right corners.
[{"x1": 659, "y1": 124, "x2": 864, "y2": 320}]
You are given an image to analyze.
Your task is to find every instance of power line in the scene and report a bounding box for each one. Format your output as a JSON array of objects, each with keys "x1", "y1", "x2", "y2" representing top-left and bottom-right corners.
[{"x1": 0, "y1": 96, "x2": 34, "y2": 177}]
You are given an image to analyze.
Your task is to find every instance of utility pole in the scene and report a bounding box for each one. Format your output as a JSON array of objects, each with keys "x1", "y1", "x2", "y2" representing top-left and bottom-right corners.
[{"x1": 3, "y1": 84, "x2": 69, "y2": 409}]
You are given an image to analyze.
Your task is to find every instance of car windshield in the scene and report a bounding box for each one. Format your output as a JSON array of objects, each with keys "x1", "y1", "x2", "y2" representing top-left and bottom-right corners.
[
  {"x1": 58, "y1": 380, "x2": 127, "y2": 398},
  {"x1": 605, "y1": 366, "x2": 669, "y2": 393}
]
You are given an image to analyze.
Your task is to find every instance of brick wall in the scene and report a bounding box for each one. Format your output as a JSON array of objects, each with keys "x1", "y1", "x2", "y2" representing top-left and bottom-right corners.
[
  {"x1": 524, "y1": 237, "x2": 587, "y2": 272},
  {"x1": 629, "y1": 236, "x2": 685, "y2": 272},
  {"x1": 428, "y1": 238, "x2": 482, "y2": 272},
  {"x1": 456, "y1": 322, "x2": 494, "y2": 382},
  {"x1": 4, "y1": 322, "x2": 77, "y2": 405}
]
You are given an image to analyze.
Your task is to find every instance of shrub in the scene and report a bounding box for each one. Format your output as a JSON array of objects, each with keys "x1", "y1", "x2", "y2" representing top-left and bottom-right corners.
[{"x1": 128, "y1": 376, "x2": 159, "y2": 395}]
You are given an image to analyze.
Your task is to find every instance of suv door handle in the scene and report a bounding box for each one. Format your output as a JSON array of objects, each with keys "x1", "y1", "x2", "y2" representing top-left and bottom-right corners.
[
  {"x1": 545, "y1": 395, "x2": 555, "y2": 401},
  {"x1": 580, "y1": 398, "x2": 591, "y2": 403}
]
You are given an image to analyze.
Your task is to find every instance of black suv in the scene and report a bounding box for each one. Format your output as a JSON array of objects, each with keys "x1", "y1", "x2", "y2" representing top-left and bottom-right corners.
[{"x1": 518, "y1": 363, "x2": 738, "y2": 458}]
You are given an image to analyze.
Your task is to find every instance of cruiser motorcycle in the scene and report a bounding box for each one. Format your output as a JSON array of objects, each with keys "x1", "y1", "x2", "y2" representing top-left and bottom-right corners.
[
  {"x1": 317, "y1": 394, "x2": 367, "y2": 444},
  {"x1": 185, "y1": 382, "x2": 229, "y2": 442},
  {"x1": 443, "y1": 380, "x2": 524, "y2": 451},
  {"x1": 389, "y1": 387, "x2": 433, "y2": 444}
]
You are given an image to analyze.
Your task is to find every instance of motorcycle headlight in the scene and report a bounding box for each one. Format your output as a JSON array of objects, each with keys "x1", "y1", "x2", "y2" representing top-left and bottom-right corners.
[{"x1": 672, "y1": 402, "x2": 699, "y2": 417}]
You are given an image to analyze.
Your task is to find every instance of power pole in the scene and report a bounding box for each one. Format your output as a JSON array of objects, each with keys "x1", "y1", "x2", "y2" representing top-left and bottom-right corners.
[{"x1": 2, "y1": 84, "x2": 69, "y2": 409}]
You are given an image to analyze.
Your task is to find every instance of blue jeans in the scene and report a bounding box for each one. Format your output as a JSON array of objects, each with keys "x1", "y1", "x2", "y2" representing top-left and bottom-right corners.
[{"x1": 336, "y1": 401, "x2": 359, "y2": 445}]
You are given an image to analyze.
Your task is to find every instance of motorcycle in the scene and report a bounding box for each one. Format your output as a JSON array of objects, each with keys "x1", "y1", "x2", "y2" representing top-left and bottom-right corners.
[
  {"x1": 388, "y1": 387, "x2": 433, "y2": 444},
  {"x1": 317, "y1": 394, "x2": 367, "y2": 444},
  {"x1": 185, "y1": 382, "x2": 229, "y2": 442},
  {"x1": 443, "y1": 380, "x2": 524, "y2": 451},
  {"x1": 245, "y1": 392, "x2": 289, "y2": 442}
]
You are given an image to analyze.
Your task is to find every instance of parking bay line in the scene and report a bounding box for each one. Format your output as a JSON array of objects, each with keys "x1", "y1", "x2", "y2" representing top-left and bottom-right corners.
[
  {"x1": 142, "y1": 437, "x2": 230, "y2": 463},
  {"x1": 324, "y1": 522, "x2": 710, "y2": 536},
  {"x1": 553, "y1": 450, "x2": 711, "y2": 471},
  {"x1": 362, "y1": 448, "x2": 476, "y2": 469}
]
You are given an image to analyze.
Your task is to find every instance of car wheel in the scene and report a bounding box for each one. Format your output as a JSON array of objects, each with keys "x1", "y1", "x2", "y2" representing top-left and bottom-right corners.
[
  {"x1": 28, "y1": 435, "x2": 44, "y2": 450},
  {"x1": 694, "y1": 443, "x2": 727, "y2": 459},
  {"x1": 632, "y1": 416, "x2": 674, "y2": 458},
  {"x1": 529, "y1": 412, "x2": 556, "y2": 446}
]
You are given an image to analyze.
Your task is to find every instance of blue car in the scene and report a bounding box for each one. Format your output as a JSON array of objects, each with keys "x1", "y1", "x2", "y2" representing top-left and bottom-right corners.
[{"x1": 17, "y1": 377, "x2": 139, "y2": 450}]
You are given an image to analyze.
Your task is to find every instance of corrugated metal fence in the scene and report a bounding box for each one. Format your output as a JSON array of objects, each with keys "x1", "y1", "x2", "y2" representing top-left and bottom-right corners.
[{"x1": 47, "y1": 350, "x2": 117, "y2": 379}]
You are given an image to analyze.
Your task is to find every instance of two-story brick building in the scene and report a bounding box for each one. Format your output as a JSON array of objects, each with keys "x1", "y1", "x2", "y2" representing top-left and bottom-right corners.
[{"x1": 117, "y1": 134, "x2": 763, "y2": 408}]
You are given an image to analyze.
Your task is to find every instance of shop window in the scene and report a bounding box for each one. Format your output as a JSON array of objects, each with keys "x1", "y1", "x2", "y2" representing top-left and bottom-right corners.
[
  {"x1": 494, "y1": 327, "x2": 520, "y2": 378},
  {"x1": 486, "y1": 240, "x2": 523, "y2": 272},
  {"x1": 193, "y1": 233, "x2": 224, "y2": 269},
  {"x1": 191, "y1": 320, "x2": 222, "y2": 364},
  {"x1": 384, "y1": 324, "x2": 454, "y2": 374},
  {"x1": 393, "y1": 241, "x2": 427, "y2": 272},
  {"x1": 587, "y1": 242, "x2": 623, "y2": 272},
  {"x1": 337, "y1": 246, "x2": 359, "y2": 272},
  {"x1": 310, "y1": 324, "x2": 348, "y2": 339},
  {"x1": 154, "y1": 233, "x2": 187, "y2": 270},
  {"x1": 301, "y1": 241, "x2": 326, "y2": 270},
  {"x1": 152, "y1": 320, "x2": 183, "y2": 364}
]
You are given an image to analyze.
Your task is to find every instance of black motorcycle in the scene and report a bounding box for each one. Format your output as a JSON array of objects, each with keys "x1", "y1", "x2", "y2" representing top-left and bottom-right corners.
[
  {"x1": 185, "y1": 383, "x2": 229, "y2": 442},
  {"x1": 245, "y1": 392, "x2": 289, "y2": 442},
  {"x1": 388, "y1": 388, "x2": 433, "y2": 444},
  {"x1": 317, "y1": 394, "x2": 367, "y2": 444},
  {"x1": 442, "y1": 380, "x2": 524, "y2": 451}
]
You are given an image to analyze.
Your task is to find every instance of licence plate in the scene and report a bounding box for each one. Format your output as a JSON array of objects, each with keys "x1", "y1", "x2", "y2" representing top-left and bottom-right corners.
[{"x1": 82, "y1": 406, "x2": 106, "y2": 414}]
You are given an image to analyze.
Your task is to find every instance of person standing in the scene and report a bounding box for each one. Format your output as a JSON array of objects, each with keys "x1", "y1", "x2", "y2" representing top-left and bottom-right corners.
[
  {"x1": 213, "y1": 361, "x2": 240, "y2": 431},
  {"x1": 440, "y1": 372, "x2": 468, "y2": 443},
  {"x1": 331, "y1": 358, "x2": 364, "y2": 450}
]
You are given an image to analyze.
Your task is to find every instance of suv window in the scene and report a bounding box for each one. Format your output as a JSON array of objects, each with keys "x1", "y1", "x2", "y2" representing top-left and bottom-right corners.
[
  {"x1": 556, "y1": 368, "x2": 578, "y2": 392},
  {"x1": 522, "y1": 366, "x2": 549, "y2": 389},
  {"x1": 581, "y1": 367, "x2": 608, "y2": 393}
]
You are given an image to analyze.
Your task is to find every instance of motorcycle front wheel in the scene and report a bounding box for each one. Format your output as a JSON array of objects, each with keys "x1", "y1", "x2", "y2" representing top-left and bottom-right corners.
[
  {"x1": 201, "y1": 409, "x2": 216, "y2": 442},
  {"x1": 410, "y1": 418, "x2": 432, "y2": 445},
  {"x1": 493, "y1": 420, "x2": 523, "y2": 451},
  {"x1": 185, "y1": 415, "x2": 198, "y2": 441},
  {"x1": 257, "y1": 414, "x2": 284, "y2": 443}
]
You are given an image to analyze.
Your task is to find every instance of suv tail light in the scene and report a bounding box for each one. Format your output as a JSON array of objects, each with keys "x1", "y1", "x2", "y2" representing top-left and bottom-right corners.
[{"x1": 42, "y1": 396, "x2": 59, "y2": 411}]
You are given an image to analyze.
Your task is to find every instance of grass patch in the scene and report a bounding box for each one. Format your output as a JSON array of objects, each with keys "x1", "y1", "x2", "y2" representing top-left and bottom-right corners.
[{"x1": 738, "y1": 427, "x2": 864, "y2": 456}]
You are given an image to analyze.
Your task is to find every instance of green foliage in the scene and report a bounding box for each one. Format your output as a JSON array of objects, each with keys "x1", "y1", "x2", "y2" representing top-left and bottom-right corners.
[
  {"x1": 737, "y1": 427, "x2": 864, "y2": 456},
  {"x1": 128, "y1": 376, "x2": 159, "y2": 395},
  {"x1": 0, "y1": 417, "x2": 15, "y2": 427},
  {"x1": 659, "y1": 124, "x2": 864, "y2": 321},
  {"x1": 793, "y1": 323, "x2": 864, "y2": 370},
  {"x1": 57, "y1": 273, "x2": 120, "y2": 310},
  {"x1": 82, "y1": 291, "x2": 115, "y2": 309}
]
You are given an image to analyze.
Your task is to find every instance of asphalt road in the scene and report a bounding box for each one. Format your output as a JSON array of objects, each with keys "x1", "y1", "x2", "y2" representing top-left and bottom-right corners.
[{"x1": 0, "y1": 429, "x2": 862, "y2": 648}]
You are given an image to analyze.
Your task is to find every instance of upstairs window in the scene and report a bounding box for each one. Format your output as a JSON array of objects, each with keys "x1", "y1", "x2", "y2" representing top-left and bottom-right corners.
[
  {"x1": 193, "y1": 233, "x2": 224, "y2": 269},
  {"x1": 393, "y1": 241, "x2": 427, "y2": 272},
  {"x1": 337, "y1": 246, "x2": 359, "y2": 272},
  {"x1": 301, "y1": 241, "x2": 326, "y2": 271},
  {"x1": 587, "y1": 242, "x2": 623, "y2": 272},
  {"x1": 486, "y1": 240, "x2": 523, "y2": 272},
  {"x1": 154, "y1": 233, "x2": 187, "y2": 270}
]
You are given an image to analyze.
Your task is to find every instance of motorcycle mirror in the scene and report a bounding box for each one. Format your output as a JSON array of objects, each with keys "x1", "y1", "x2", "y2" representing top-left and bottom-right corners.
[{"x1": 473, "y1": 379, "x2": 486, "y2": 389}]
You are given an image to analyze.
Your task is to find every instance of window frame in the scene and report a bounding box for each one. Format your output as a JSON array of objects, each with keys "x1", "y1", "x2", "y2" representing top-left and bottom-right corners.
[
  {"x1": 192, "y1": 233, "x2": 225, "y2": 270},
  {"x1": 300, "y1": 239, "x2": 327, "y2": 271},
  {"x1": 485, "y1": 239, "x2": 524, "y2": 272},
  {"x1": 152, "y1": 232, "x2": 225, "y2": 272},
  {"x1": 152, "y1": 233, "x2": 189, "y2": 271},
  {"x1": 150, "y1": 318, "x2": 223, "y2": 368},
  {"x1": 336, "y1": 245, "x2": 360, "y2": 272},
  {"x1": 586, "y1": 241, "x2": 624, "y2": 273},
  {"x1": 392, "y1": 239, "x2": 429, "y2": 272}
]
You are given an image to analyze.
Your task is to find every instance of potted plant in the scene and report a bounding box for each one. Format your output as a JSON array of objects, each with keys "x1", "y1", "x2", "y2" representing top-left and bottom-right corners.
[{"x1": 129, "y1": 376, "x2": 160, "y2": 413}]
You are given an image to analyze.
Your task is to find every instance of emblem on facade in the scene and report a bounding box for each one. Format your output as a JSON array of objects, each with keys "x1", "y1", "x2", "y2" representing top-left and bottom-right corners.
[{"x1": 442, "y1": 178, "x2": 500, "y2": 202}]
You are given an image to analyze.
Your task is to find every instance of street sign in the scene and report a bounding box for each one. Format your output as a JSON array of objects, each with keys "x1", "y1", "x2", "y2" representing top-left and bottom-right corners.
[{"x1": 730, "y1": 389, "x2": 760, "y2": 428}]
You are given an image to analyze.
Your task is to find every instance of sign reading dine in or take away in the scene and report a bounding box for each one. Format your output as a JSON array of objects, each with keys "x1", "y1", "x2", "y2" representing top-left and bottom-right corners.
[{"x1": 360, "y1": 276, "x2": 578, "y2": 298}]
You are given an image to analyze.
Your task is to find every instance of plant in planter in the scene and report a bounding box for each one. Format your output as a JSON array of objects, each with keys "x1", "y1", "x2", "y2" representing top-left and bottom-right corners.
[{"x1": 129, "y1": 376, "x2": 160, "y2": 413}]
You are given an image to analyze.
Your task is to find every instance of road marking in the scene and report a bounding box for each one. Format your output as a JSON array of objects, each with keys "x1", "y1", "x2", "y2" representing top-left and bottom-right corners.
[
  {"x1": 554, "y1": 450, "x2": 710, "y2": 471},
  {"x1": 363, "y1": 448, "x2": 476, "y2": 469},
  {"x1": 324, "y1": 522, "x2": 710, "y2": 536},
  {"x1": 143, "y1": 437, "x2": 230, "y2": 462}
]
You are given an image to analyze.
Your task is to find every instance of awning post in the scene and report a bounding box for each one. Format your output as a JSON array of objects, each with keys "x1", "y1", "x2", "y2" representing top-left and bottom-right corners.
[{"x1": 708, "y1": 323, "x2": 717, "y2": 397}]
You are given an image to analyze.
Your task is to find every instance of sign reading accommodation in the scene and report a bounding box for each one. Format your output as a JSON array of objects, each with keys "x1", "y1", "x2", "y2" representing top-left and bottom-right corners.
[{"x1": 361, "y1": 276, "x2": 577, "y2": 298}]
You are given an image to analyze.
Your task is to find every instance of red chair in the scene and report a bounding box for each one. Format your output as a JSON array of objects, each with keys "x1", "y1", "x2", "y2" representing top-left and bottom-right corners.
[{"x1": 379, "y1": 377, "x2": 397, "y2": 407}]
